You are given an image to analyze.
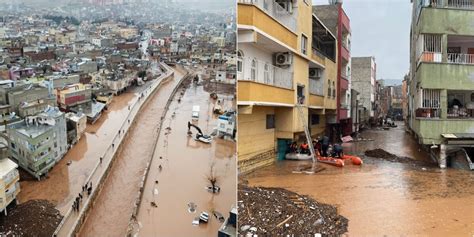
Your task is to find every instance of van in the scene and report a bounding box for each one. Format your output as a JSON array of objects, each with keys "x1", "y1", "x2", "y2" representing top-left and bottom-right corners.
[{"x1": 192, "y1": 105, "x2": 200, "y2": 120}]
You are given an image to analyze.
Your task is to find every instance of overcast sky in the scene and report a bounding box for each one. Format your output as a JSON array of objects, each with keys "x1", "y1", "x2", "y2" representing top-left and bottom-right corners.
[{"x1": 313, "y1": 0, "x2": 412, "y2": 81}]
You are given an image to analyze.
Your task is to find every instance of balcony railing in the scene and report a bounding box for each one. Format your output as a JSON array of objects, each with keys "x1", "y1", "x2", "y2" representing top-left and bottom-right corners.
[
  {"x1": 416, "y1": 108, "x2": 441, "y2": 118},
  {"x1": 239, "y1": 57, "x2": 293, "y2": 89},
  {"x1": 448, "y1": 53, "x2": 474, "y2": 65},
  {"x1": 419, "y1": 51, "x2": 442, "y2": 63},
  {"x1": 238, "y1": 0, "x2": 297, "y2": 32},
  {"x1": 447, "y1": 107, "x2": 474, "y2": 118},
  {"x1": 448, "y1": 0, "x2": 474, "y2": 9}
]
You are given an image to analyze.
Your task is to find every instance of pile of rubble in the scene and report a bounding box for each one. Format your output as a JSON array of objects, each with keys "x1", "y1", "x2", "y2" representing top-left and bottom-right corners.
[
  {"x1": 238, "y1": 185, "x2": 348, "y2": 236},
  {"x1": 365, "y1": 149, "x2": 435, "y2": 166},
  {"x1": 0, "y1": 200, "x2": 62, "y2": 237}
]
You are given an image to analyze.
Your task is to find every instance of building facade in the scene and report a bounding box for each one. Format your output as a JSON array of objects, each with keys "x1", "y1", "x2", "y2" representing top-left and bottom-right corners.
[
  {"x1": 313, "y1": 2, "x2": 352, "y2": 138},
  {"x1": 237, "y1": 0, "x2": 337, "y2": 172},
  {"x1": 409, "y1": 0, "x2": 474, "y2": 168},
  {"x1": 0, "y1": 158, "x2": 20, "y2": 216},
  {"x1": 351, "y1": 56, "x2": 376, "y2": 127}
]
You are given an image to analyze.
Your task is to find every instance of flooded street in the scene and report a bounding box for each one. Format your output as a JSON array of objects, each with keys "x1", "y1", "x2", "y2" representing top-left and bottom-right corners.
[
  {"x1": 18, "y1": 88, "x2": 138, "y2": 214},
  {"x1": 77, "y1": 68, "x2": 186, "y2": 237},
  {"x1": 132, "y1": 82, "x2": 236, "y2": 236},
  {"x1": 244, "y1": 123, "x2": 474, "y2": 236}
]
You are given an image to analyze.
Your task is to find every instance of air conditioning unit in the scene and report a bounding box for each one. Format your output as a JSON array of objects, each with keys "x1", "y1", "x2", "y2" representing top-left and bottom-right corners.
[
  {"x1": 309, "y1": 68, "x2": 322, "y2": 79},
  {"x1": 274, "y1": 52, "x2": 292, "y2": 66},
  {"x1": 276, "y1": 0, "x2": 293, "y2": 14}
]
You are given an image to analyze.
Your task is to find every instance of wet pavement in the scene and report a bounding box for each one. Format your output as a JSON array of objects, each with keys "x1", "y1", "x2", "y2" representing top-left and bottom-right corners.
[
  {"x1": 243, "y1": 123, "x2": 474, "y2": 236},
  {"x1": 76, "y1": 67, "x2": 186, "y2": 237},
  {"x1": 132, "y1": 82, "x2": 236, "y2": 236}
]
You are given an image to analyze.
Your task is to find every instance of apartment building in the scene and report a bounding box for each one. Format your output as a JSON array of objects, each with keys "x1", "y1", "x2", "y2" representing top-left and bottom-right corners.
[
  {"x1": 0, "y1": 158, "x2": 20, "y2": 216},
  {"x1": 7, "y1": 107, "x2": 67, "y2": 179},
  {"x1": 237, "y1": 0, "x2": 337, "y2": 172},
  {"x1": 351, "y1": 56, "x2": 376, "y2": 127},
  {"x1": 313, "y1": 2, "x2": 352, "y2": 138},
  {"x1": 409, "y1": 0, "x2": 474, "y2": 168}
]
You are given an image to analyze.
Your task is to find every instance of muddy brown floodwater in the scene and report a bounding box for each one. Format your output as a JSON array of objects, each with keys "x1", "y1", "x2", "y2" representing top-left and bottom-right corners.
[
  {"x1": 244, "y1": 123, "x2": 474, "y2": 236},
  {"x1": 133, "y1": 82, "x2": 236, "y2": 236},
  {"x1": 77, "y1": 68, "x2": 186, "y2": 237}
]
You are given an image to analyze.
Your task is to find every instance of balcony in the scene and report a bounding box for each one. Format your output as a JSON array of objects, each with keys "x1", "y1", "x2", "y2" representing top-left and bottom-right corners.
[
  {"x1": 447, "y1": 107, "x2": 474, "y2": 118},
  {"x1": 417, "y1": 3, "x2": 474, "y2": 36},
  {"x1": 448, "y1": 53, "x2": 474, "y2": 64},
  {"x1": 420, "y1": 0, "x2": 474, "y2": 9},
  {"x1": 239, "y1": 57, "x2": 293, "y2": 89},
  {"x1": 416, "y1": 108, "x2": 442, "y2": 118},
  {"x1": 340, "y1": 77, "x2": 349, "y2": 91},
  {"x1": 238, "y1": 0, "x2": 297, "y2": 32}
]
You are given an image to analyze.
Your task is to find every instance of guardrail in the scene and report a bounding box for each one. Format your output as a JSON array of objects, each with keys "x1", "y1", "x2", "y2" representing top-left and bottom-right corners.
[
  {"x1": 447, "y1": 53, "x2": 474, "y2": 65},
  {"x1": 52, "y1": 62, "x2": 176, "y2": 237}
]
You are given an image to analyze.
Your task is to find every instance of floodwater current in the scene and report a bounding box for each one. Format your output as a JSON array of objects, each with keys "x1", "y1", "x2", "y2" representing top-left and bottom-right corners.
[{"x1": 244, "y1": 123, "x2": 474, "y2": 236}]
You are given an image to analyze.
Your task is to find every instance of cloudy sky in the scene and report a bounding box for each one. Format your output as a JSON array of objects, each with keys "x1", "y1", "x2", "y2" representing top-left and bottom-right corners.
[{"x1": 313, "y1": 0, "x2": 412, "y2": 81}]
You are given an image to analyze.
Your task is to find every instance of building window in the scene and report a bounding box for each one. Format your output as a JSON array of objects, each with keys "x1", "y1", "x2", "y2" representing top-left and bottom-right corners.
[
  {"x1": 11, "y1": 142, "x2": 16, "y2": 149},
  {"x1": 311, "y1": 114, "x2": 320, "y2": 125},
  {"x1": 266, "y1": 114, "x2": 275, "y2": 129},
  {"x1": 327, "y1": 80, "x2": 331, "y2": 97},
  {"x1": 264, "y1": 63, "x2": 270, "y2": 84},
  {"x1": 237, "y1": 50, "x2": 243, "y2": 73},
  {"x1": 250, "y1": 59, "x2": 257, "y2": 81},
  {"x1": 301, "y1": 34, "x2": 308, "y2": 55}
]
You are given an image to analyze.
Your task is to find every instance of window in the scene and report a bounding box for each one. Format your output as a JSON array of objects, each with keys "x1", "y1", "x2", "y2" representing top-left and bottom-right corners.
[
  {"x1": 301, "y1": 35, "x2": 308, "y2": 55},
  {"x1": 264, "y1": 63, "x2": 270, "y2": 84},
  {"x1": 266, "y1": 114, "x2": 275, "y2": 129},
  {"x1": 250, "y1": 59, "x2": 257, "y2": 81},
  {"x1": 327, "y1": 80, "x2": 331, "y2": 97},
  {"x1": 11, "y1": 142, "x2": 16, "y2": 149},
  {"x1": 311, "y1": 114, "x2": 320, "y2": 125}
]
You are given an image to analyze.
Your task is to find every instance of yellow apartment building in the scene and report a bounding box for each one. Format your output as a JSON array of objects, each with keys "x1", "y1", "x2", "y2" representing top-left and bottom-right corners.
[{"x1": 237, "y1": 0, "x2": 338, "y2": 173}]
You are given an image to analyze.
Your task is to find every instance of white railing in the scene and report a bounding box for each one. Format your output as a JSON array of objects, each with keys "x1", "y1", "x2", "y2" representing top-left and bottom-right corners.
[
  {"x1": 238, "y1": 0, "x2": 297, "y2": 32},
  {"x1": 448, "y1": 0, "x2": 474, "y2": 9},
  {"x1": 448, "y1": 53, "x2": 474, "y2": 64},
  {"x1": 239, "y1": 57, "x2": 293, "y2": 89}
]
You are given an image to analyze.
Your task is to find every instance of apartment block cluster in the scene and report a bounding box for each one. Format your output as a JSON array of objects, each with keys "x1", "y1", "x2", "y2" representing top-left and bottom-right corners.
[{"x1": 407, "y1": 0, "x2": 474, "y2": 168}]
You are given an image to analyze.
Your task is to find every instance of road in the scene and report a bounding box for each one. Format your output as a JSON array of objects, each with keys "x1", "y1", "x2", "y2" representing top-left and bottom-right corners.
[
  {"x1": 130, "y1": 78, "x2": 236, "y2": 236},
  {"x1": 76, "y1": 67, "x2": 188, "y2": 237},
  {"x1": 243, "y1": 122, "x2": 474, "y2": 236}
]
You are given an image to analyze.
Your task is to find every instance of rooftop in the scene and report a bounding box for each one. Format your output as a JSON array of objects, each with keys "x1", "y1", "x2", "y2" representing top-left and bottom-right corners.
[{"x1": 0, "y1": 158, "x2": 18, "y2": 178}]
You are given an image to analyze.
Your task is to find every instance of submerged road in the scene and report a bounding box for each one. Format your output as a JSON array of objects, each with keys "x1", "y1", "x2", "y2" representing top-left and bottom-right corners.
[
  {"x1": 77, "y1": 67, "x2": 187, "y2": 237},
  {"x1": 244, "y1": 123, "x2": 474, "y2": 236},
  {"x1": 132, "y1": 82, "x2": 236, "y2": 236}
]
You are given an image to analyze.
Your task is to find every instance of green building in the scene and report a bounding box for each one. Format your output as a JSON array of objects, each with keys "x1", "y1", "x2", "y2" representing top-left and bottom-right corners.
[{"x1": 409, "y1": 0, "x2": 474, "y2": 168}]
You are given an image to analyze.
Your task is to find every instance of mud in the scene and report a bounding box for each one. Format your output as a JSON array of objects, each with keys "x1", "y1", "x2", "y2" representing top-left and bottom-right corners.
[
  {"x1": 132, "y1": 78, "x2": 236, "y2": 237},
  {"x1": 243, "y1": 122, "x2": 474, "y2": 236},
  {"x1": 77, "y1": 67, "x2": 187, "y2": 237},
  {"x1": 364, "y1": 148, "x2": 436, "y2": 166},
  {"x1": 0, "y1": 200, "x2": 62, "y2": 237},
  {"x1": 238, "y1": 184, "x2": 348, "y2": 236}
]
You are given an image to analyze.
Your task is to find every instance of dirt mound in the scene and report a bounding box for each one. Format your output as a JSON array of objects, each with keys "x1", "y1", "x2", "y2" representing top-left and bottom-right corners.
[
  {"x1": 365, "y1": 149, "x2": 435, "y2": 166},
  {"x1": 365, "y1": 149, "x2": 398, "y2": 159},
  {"x1": 0, "y1": 200, "x2": 62, "y2": 237},
  {"x1": 238, "y1": 185, "x2": 348, "y2": 236}
]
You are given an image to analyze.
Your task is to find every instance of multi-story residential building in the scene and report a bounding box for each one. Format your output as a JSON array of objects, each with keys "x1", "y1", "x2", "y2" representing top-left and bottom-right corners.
[
  {"x1": 7, "y1": 107, "x2": 67, "y2": 179},
  {"x1": 351, "y1": 56, "x2": 376, "y2": 127},
  {"x1": 402, "y1": 74, "x2": 409, "y2": 122},
  {"x1": 313, "y1": 2, "x2": 352, "y2": 138},
  {"x1": 57, "y1": 83, "x2": 92, "y2": 110},
  {"x1": 409, "y1": 0, "x2": 474, "y2": 168},
  {"x1": 0, "y1": 157, "x2": 20, "y2": 216},
  {"x1": 237, "y1": 0, "x2": 337, "y2": 172}
]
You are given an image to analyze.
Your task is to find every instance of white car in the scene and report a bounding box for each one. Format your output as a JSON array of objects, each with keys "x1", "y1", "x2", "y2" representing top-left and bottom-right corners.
[{"x1": 192, "y1": 105, "x2": 200, "y2": 120}]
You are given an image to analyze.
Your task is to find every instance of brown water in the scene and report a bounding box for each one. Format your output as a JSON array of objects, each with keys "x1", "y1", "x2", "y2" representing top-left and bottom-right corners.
[
  {"x1": 132, "y1": 83, "x2": 236, "y2": 236},
  {"x1": 18, "y1": 92, "x2": 137, "y2": 213},
  {"x1": 244, "y1": 123, "x2": 474, "y2": 236},
  {"x1": 77, "y1": 68, "x2": 186, "y2": 237}
]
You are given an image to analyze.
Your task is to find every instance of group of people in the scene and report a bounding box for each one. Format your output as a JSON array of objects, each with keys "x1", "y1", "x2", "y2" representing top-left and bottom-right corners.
[
  {"x1": 288, "y1": 135, "x2": 345, "y2": 158},
  {"x1": 72, "y1": 182, "x2": 93, "y2": 213}
]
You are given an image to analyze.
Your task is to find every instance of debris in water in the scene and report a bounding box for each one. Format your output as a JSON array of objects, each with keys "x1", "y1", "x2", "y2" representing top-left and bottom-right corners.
[
  {"x1": 238, "y1": 184, "x2": 348, "y2": 236},
  {"x1": 153, "y1": 188, "x2": 159, "y2": 195},
  {"x1": 213, "y1": 211, "x2": 225, "y2": 222},
  {"x1": 67, "y1": 161, "x2": 72, "y2": 166},
  {"x1": 151, "y1": 202, "x2": 157, "y2": 208},
  {"x1": 187, "y1": 202, "x2": 197, "y2": 213},
  {"x1": 192, "y1": 217, "x2": 200, "y2": 226},
  {"x1": 199, "y1": 212, "x2": 209, "y2": 223}
]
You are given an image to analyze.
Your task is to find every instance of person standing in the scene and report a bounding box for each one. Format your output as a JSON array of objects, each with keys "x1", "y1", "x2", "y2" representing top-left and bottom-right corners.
[{"x1": 321, "y1": 135, "x2": 330, "y2": 157}]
